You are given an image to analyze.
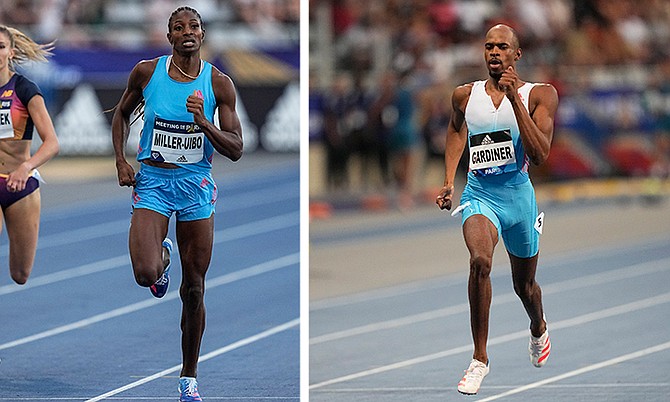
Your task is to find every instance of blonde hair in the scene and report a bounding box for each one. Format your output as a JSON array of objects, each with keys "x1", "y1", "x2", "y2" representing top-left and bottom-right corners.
[{"x1": 0, "y1": 25, "x2": 54, "y2": 70}]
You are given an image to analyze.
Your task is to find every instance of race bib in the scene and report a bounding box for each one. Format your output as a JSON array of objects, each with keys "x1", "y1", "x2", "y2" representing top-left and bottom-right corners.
[
  {"x1": 469, "y1": 129, "x2": 517, "y2": 176},
  {"x1": 150, "y1": 117, "x2": 204, "y2": 164},
  {"x1": 0, "y1": 100, "x2": 15, "y2": 139}
]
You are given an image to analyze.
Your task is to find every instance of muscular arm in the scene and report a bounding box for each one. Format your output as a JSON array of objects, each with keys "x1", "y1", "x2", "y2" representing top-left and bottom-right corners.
[
  {"x1": 111, "y1": 59, "x2": 155, "y2": 186},
  {"x1": 436, "y1": 84, "x2": 471, "y2": 210},
  {"x1": 501, "y1": 67, "x2": 558, "y2": 165},
  {"x1": 187, "y1": 68, "x2": 243, "y2": 161}
]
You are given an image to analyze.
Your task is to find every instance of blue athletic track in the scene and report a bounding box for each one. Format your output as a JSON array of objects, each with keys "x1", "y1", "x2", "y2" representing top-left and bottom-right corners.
[
  {"x1": 0, "y1": 152, "x2": 300, "y2": 401},
  {"x1": 310, "y1": 197, "x2": 670, "y2": 402}
]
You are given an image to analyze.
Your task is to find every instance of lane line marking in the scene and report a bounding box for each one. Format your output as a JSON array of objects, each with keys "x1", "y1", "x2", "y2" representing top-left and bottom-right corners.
[
  {"x1": 39, "y1": 173, "x2": 298, "y2": 223},
  {"x1": 0, "y1": 212, "x2": 298, "y2": 296},
  {"x1": 0, "y1": 253, "x2": 299, "y2": 351},
  {"x1": 310, "y1": 234, "x2": 670, "y2": 311},
  {"x1": 1, "y1": 181, "x2": 299, "y2": 256},
  {"x1": 313, "y1": 383, "x2": 670, "y2": 393},
  {"x1": 477, "y1": 340, "x2": 670, "y2": 401},
  {"x1": 310, "y1": 257, "x2": 670, "y2": 344},
  {"x1": 308, "y1": 292, "x2": 670, "y2": 389},
  {"x1": 0, "y1": 398, "x2": 300, "y2": 401},
  {"x1": 85, "y1": 318, "x2": 299, "y2": 402}
]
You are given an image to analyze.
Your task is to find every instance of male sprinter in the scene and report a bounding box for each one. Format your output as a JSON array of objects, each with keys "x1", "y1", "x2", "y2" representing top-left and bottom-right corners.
[{"x1": 436, "y1": 24, "x2": 558, "y2": 395}]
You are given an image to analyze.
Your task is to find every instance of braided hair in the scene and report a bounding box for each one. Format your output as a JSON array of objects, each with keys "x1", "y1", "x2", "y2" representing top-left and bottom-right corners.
[
  {"x1": 168, "y1": 6, "x2": 204, "y2": 32},
  {"x1": 0, "y1": 25, "x2": 54, "y2": 71},
  {"x1": 125, "y1": 7, "x2": 205, "y2": 125}
]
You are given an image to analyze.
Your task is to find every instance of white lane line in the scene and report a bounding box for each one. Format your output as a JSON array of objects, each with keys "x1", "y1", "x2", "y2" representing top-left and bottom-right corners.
[
  {"x1": 0, "y1": 212, "x2": 299, "y2": 296},
  {"x1": 1, "y1": 181, "x2": 299, "y2": 256},
  {"x1": 477, "y1": 340, "x2": 670, "y2": 401},
  {"x1": 84, "y1": 318, "x2": 300, "y2": 402},
  {"x1": 0, "y1": 253, "x2": 299, "y2": 351},
  {"x1": 0, "y1": 256, "x2": 129, "y2": 296},
  {"x1": 39, "y1": 175, "x2": 299, "y2": 223},
  {"x1": 310, "y1": 257, "x2": 670, "y2": 344},
  {"x1": 314, "y1": 383, "x2": 670, "y2": 393},
  {"x1": 308, "y1": 292, "x2": 670, "y2": 389},
  {"x1": 0, "y1": 397, "x2": 299, "y2": 400},
  {"x1": 309, "y1": 234, "x2": 670, "y2": 311}
]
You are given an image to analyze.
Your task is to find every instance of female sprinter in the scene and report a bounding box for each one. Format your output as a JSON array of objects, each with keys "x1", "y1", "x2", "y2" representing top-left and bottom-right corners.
[
  {"x1": 112, "y1": 6, "x2": 243, "y2": 401},
  {"x1": 0, "y1": 25, "x2": 59, "y2": 285}
]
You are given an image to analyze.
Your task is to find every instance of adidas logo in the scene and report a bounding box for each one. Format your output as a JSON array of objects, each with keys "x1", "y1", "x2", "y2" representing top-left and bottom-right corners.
[
  {"x1": 176, "y1": 155, "x2": 188, "y2": 163},
  {"x1": 481, "y1": 135, "x2": 494, "y2": 145}
]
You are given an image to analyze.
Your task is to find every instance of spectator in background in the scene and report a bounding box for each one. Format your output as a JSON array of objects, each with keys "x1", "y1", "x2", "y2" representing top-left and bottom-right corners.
[
  {"x1": 345, "y1": 72, "x2": 376, "y2": 190},
  {"x1": 322, "y1": 72, "x2": 353, "y2": 190},
  {"x1": 366, "y1": 69, "x2": 396, "y2": 189},
  {"x1": 0, "y1": 0, "x2": 38, "y2": 27},
  {"x1": 387, "y1": 69, "x2": 420, "y2": 209}
]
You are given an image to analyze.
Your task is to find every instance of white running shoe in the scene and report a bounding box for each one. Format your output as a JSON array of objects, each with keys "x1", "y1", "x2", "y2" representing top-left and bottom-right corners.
[
  {"x1": 457, "y1": 359, "x2": 489, "y2": 395},
  {"x1": 529, "y1": 329, "x2": 551, "y2": 367}
]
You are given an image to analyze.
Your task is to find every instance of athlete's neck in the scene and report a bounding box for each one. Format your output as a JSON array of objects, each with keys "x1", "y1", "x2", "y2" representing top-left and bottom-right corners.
[
  {"x1": 0, "y1": 70, "x2": 13, "y2": 87},
  {"x1": 486, "y1": 77, "x2": 505, "y2": 94},
  {"x1": 170, "y1": 54, "x2": 201, "y2": 81}
]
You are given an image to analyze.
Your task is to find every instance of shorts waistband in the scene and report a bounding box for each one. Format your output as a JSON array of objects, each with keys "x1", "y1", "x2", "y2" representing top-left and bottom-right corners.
[
  {"x1": 139, "y1": 162, "x2": 208, "y2": 179},
  {"x1": 0, "y1": 169, "x2": 42, "y2": 181}
]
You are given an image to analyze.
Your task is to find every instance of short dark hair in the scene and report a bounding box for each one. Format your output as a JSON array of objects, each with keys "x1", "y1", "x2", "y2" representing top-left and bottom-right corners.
[{"x1": 168, "y1": 6, "x2": 204, "y2": 32}]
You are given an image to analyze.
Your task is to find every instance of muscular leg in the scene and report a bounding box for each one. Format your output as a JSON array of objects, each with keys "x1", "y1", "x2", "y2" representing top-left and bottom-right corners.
[
  {"x1": 510, "y1": 253, "x2": 547, "y2": 337},
  {"x1": 4, "y1": 190, "x2": 40, "y2": 284},
  {"x1": 176, "y1": 216, "x2": 214, "y2": 378},
  {"x1": 129, "y1": 208, "x2": 170, "y2": 287},
  {"x1": 463, "y1": 214, "x2": 498, "y2": 364}
]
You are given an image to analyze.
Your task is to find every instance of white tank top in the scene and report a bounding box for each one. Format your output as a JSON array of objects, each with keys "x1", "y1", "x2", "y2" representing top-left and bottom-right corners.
[{"x1": 464, "y1": 80, "x2": 536, "y2": 185}]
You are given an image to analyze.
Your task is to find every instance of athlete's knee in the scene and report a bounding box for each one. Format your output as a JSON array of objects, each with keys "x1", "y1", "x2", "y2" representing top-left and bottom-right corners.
[
  {"x1": 513, "y1": 279, "x2": 539, "y2": 300},
  {"x1": 469, "y1": 254, "x2": 492, "y2": 278},
  {"x1": 10, "y1": 270, "x2": 29, "y2": 285},
  {"x1": 133, "y1": 265, "x2": 162, "y2": 287},
  {"x1": 180, "y1": 281, "x2": 205, "y2": 307}
]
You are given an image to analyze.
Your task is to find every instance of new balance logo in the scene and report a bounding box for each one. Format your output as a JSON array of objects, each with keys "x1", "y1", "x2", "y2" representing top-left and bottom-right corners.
[
  {"x1": 176, "y1": 155, "x2": 188, "y2": 163},
  {"x1": 481, "y1": 135, "x2": 494, "y2": 145}
]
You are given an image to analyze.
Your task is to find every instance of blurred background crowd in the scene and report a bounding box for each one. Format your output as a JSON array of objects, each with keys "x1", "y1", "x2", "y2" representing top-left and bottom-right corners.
[
  {"x1": 309, "y1": 0, "x2": 670, "y2": 209},
  {"x1": 0, "y1": 0, "x2": 300, "y2": 155},
  {"x1": 1, "y1": 0, "x2": 299, "y2": 48}
]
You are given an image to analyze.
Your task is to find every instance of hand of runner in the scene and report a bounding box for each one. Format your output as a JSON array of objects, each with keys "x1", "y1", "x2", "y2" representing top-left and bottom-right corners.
[
  {"x1": 436, "y1": 185, "x2": 454, "y2": 210},
  {"x1": 186, "y1": 89, "x2": 205, "y2": 124},
  {"x1": 6, "y1": 163, "x2": 30, "y2": 192},
  {"x1": 500, "y1": 66, "x2": 519, "y2": 98},
  {"x1": 115, "y1": 159, "x2": 136, "y2": 187}
]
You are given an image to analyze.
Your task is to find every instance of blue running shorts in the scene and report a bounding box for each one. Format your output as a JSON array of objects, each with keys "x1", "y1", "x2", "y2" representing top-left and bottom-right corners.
[
  {"x1": 459, "y1": 178, "x2": 540, "y2": 258},
  {"x1": 132, "y1": 163, "x2": 217, "y2": 221}
]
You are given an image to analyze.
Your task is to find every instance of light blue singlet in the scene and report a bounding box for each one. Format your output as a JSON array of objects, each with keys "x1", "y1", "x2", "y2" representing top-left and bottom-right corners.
[
  {"x1": 138, "y1": 55, "x2": 216, "y2": 173},
  {"x1": 459, "y1": 80, "x2": 542, "y2": 258}
]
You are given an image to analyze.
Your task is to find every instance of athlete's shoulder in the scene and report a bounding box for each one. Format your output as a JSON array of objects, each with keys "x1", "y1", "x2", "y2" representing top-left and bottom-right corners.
[
  {"x1": 134, "y1": 57, "x2": 161, "y2": 76},
  {"x1": 454, "y1": 82, "x2": 474, "y2": 95},
  {"x1": 12, "y1": 73, "x2": 41, "y2": 104},
  {"x1": 128, "y1": 57, "x2": 160, "y2": 89},
  {"x1": 529, "y1": 82, "x2": 559, "y2": 108},
  {"x1": 209, "y1": 64, "x2": 236, "y2": 102},
  {"x1": 530, "y1": 82, "x2": 558, "y2": 98},
  {"x1": 209, "y1": 64, "x2": 234, "y2": 86},
  {"x1": 452, "y1": 82, "x2": 474, "y2": 111}
]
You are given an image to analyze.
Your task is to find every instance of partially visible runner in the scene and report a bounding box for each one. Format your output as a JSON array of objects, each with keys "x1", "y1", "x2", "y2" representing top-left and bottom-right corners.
[
  {"x1": 0, "y1": 25, "x2": 59, "y2": 285},
  {"x1": 436, "y1": 24, "x2": 558, "y2": 395},
  {"x1": 111, "y1": 6, "x2": 243, "y2": 401}
]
